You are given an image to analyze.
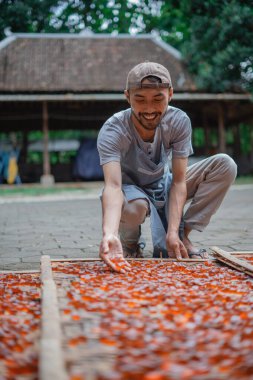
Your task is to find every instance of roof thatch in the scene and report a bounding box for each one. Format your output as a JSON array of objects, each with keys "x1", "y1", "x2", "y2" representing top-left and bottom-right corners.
[{"x1": 0, "y1": 33, "x2": 195, "y2": 93}]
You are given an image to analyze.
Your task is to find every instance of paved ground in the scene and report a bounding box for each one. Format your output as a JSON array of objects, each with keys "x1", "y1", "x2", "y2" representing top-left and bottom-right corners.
[{"x1": 0, "y1": 183, "x2": 253, "y2": 271}]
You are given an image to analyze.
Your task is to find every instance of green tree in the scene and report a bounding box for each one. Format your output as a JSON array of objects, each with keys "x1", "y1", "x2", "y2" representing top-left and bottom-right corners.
[
  {"x1": 1, "y1": 0, "x2": 252, "y2": 93},
  {"x1": 154, "y1": 0, "x2": 253, "y2": 93},
  {"x1": 0, "y1": 0, "x2": 60, "y2": 40},
  {"x1": 0, "y1": 0, "x2": 162, "y2": 38},
  {"x1": 49, "y1": 0, "x2": 161, "y2": 34},
  {"x1": 145, "y1": 0, "x2": 191, "y2": 49}
]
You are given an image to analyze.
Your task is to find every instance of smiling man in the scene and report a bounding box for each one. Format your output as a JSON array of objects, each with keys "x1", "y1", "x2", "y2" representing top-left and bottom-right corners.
[{"x1": 97, "y1": 62, "x2": 237, "y2": 272}]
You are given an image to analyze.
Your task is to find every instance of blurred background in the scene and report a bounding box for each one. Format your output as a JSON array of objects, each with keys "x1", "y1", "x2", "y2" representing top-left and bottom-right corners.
[{"x1": 0, "y1": 0, "x2": 252, "y2": 185}]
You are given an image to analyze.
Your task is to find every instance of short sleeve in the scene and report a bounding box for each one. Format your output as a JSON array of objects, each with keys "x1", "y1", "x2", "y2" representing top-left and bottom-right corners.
[
  {"x1": 171, "y1": 115, "x2": 194, "y2": 158},
  {"x1": 97, "y1": 119, "x2": 131, "y2": 166}
]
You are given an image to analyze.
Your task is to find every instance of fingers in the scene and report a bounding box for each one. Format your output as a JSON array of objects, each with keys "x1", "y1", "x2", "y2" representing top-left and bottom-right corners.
[
  {"x1": 103, "y1": 254, "x2": 124, "y2": 273},
  {"x1": 118, "y1": 259, "x2": 131, "y2": 272},
  {"x1": 119, "y1": 254, "x2": 132, "y2": 266},
  {"x1": 180, "y1": 242, "x2": 189, "y2": 259},
  {"x1": 174, "y1": 245, "x2": 182, "y2": 261},
  {"x1": 167, "y1": 240, "x2": 183, "y2": 260},
  {"x1": 122, "y1": 259, "x2": 132, "y2": 268},
  {"x1": 99, "y1": 236, "x2": 131, "y2": 273},
  {"x1": 104, "y1": 255, "x2": 131, "y2": 273},
  {"x1": 99, "y1": 234, "x2": 119, "y2": 260},
  {"x1": 166, "y1": 233, "x2": 189, "y2": 260},
  {"x1": 175, "y1": 243, "x2": 190, "y2": 260}
]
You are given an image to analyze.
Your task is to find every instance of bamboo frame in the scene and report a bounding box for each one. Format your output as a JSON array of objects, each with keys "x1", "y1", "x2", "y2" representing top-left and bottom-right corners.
[
  {"x1": 211, "y1": 247, "x2": 253, "y2": 277},
  {"x1": 39, "y1": 255, "x2": 68, "y2": 380},
  {"x1": 230, "y1": 251, "x2": 253, "y2": 255},
  {"x1": 0, "y1": 269, "x2": 40, "y2": 274},
  {"x1": 50, "y1": 257, "x2": 213, "y2": 263}
]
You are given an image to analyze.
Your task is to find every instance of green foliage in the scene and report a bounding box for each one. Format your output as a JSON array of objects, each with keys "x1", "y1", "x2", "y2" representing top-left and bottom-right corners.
[
  {"x1": 234, "y1": 175, "x2": 253, "y2": 184},
  {"x1": 0, "y1": 0, "x2": 252, "y2": 93},
  {"x1": 150, "y1": 0, "x2": 191, "y2": 49},
  {"x1": 239, "y1": 123, "x2": 253, "y2": 154},
  {"x1": 0, "y1": 129, "x2": 99, "y2": 165},
  {"x1": 27, "y1": 129, "x2": 99, "y2": 164},
  {"x1": 0, "y1": 186, "x2": 88, "y2": 196},
  {"x1": 155, "y1": 0, "x2": 253, "y2": 93},
  {"x1": 0, "y1": 0, "x2": 162, "y2": 38},
  {"x1": 188, "y1": 1, "x2": 253, "y2": 93},
  {"x1": 27, "y1": 150, "x2": 77, "y2": 165},
  {"x1": 27, "y1": 151, "x2": 42, "y2": 164},
  {"x1": 192, "y1": 128, "x2": 204, "y2": 148},
  {"x1": 0, "y1": 0, "x2": 58, "y2": 39},
  {"x1": 192, "y1": 124, "x2": 253, "y2": 155},
  {"x1": 48, "y1": 0, "x2": 162, "y2": 34}
]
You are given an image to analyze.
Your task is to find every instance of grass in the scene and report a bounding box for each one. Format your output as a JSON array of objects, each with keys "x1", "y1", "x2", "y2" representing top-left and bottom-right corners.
[
  {"x1": 0, "y1": 186, "x2": 90, "y2": 197},
  {"x1": 0, "y1": 176, "x2": 252, "y2": 197},
  {"x1": 234, "y1": 175, "x2": 253, "y2": 185}
]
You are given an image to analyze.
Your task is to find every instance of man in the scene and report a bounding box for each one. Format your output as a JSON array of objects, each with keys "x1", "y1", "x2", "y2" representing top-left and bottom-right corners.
[{"x1": 97, "y1": 62, "x2": 237, "y2": 272}]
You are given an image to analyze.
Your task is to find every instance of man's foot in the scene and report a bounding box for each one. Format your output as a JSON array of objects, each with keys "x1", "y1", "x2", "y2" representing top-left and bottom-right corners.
[
  {"x1": 122, "y1": 241, "x2": 145, "y2": 258},
  {"x1": 188, "y1": 248, "x2": 208, "y2": 259},
  {"x1": 183, "y1": 236, "x2": 209, "y2": 259}
]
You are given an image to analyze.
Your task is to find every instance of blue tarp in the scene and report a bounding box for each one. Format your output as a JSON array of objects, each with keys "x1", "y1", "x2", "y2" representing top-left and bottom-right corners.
[{"x1": 73, "y1": 138, "x2": 103, "y2": 180}]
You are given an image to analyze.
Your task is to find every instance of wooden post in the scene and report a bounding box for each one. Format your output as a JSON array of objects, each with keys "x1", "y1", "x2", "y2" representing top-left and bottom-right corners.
[
  {"x1": 22, "y1": 130, "x2": 28, "y2": 163},
  {"x1": 217, "y1": 104, "x2": 226, "y2": 153},
  {"x1": 41, "y1": 102, "x2": 54, "y2": 185},
  {"x1": 233, "y1": 124, "x2": 241, "y2": 158},
  {"x1": 42, "y1": 101, "x2": 50, "y2": 176},
  {"x1": 202, "y1": 109, "x2": 210, "y2": 156}
]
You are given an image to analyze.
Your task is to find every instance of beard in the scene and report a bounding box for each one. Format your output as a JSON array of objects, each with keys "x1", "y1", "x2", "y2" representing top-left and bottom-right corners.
[{"x1": 131, "y1": 110, "x2": 163, "y2": 131}]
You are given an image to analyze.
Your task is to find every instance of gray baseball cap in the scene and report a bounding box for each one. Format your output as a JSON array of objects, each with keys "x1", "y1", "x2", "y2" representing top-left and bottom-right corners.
[{"x1": 126, "y1": 61, "x2": 172, "y2": 90}]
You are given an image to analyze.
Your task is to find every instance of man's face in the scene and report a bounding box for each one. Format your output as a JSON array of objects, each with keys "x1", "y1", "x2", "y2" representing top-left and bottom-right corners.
[{"x1": 124, "y1": 80, "x2": 173, "y2": 131}]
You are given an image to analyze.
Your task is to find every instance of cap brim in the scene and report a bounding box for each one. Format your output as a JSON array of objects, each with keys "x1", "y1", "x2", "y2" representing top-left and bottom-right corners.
[{"x1": 127, "y1": 82, "x2": 171, "y2": 90}]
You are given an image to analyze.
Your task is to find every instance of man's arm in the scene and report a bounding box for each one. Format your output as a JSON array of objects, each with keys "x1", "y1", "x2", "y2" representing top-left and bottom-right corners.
[
  {"x1": 102, "y1": 161, "x2": 123, "y2": 237},
  {"x1": 166, "y1": 157, "x2": 188, "y2": 260},
  {"x1": 100, "y1": 161, "x2": 131, "y2": 272}
]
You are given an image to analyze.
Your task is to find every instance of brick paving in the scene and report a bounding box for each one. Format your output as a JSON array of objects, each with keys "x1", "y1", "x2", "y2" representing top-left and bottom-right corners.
[{"x1": 0, "y1": 184, "x2": 253, "y2": 271}]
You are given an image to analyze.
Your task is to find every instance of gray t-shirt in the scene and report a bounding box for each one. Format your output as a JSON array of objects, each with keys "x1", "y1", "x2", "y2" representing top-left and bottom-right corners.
[{"x1": 97, "y1": 106, "x2": 193, "y2": 187}]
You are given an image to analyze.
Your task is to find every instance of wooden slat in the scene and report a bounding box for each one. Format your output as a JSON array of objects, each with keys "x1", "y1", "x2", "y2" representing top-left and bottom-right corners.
[
  {"x1": 39, "y1": 255, "x2": 68, "y2": 380},
  {"x1": 211, "y1": 247, "x2": 253, "y2": 277},
  {"x1": 230, "y1": 251, "x2": 253, "y2": 255},
  {"x1": 215, "y1": 257, "x2": 253, "y2": 277},
  {"x1": 51, "y1": 257, "x2": 212, "y2": 263},
  {"x1": 233, "y1": 255, "x2": 253, "y2": 259},
  {"x1": 51, "y1": 257, "x2": 101, "y2": 262},
  {"x1": 0, "y1": 269, "x2": 40, "y2": 274}
]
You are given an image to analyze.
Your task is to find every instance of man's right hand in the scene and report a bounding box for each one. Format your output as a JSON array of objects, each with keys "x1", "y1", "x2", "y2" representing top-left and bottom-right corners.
[
  {"x1": 166, "y1": 231, "x2": 189, "y2": 260},
  {"x1": 99, "y1": 234, "x2": 131, "y2": 273}
]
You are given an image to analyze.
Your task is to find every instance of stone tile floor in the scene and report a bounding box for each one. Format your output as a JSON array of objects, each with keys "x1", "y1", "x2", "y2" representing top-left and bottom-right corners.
[{"x1": 0, "y1": 184, "x2": 252, "y2": 270}]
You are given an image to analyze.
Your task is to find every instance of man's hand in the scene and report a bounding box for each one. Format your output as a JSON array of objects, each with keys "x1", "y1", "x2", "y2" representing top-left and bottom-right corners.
[
  {"x1": 99, "y1": 234, "x2": 131, "y2": 273},
  {"x1": 166, "y1": 231, "x2": 189, "y2": 260}
]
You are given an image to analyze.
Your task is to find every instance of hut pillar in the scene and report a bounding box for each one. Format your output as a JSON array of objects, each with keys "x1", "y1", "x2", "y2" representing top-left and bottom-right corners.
[
  {"x1": 202, "y1": 109, "x2": 210, "y2": 156},
  {"x1": 217, "y1": 104, "x2": 226, "y2": 153},
  {"x1": 40, "y1": 101, "x2": 55, "y2": 186}
]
